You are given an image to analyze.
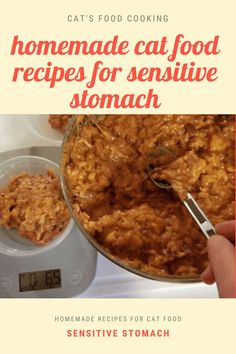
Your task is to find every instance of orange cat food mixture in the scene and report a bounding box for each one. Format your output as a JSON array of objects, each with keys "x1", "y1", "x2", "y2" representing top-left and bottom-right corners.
[
  {"x1": 0, "y1": 171, "x2": 70, "y2": 245},
  {"x1": 63, "y1": 115, "x2": 235, "y2": 278}
]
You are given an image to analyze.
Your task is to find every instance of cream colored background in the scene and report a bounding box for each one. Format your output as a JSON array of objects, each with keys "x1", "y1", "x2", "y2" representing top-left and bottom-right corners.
[
  {"x1": 0, "y1": 0, "x2": 235, "y2": 113},
  {"x1": 1, "y1": 299, "x2": 235, "y2": 353},
  {"x1": 0, "y1": 0, "x2": 235, "y2": 352}
]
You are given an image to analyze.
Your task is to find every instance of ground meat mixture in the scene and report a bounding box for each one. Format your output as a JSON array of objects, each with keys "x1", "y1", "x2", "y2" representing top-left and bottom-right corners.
[
  {"x1": 151, "y1": 151, "x2": 208, "y2": 201},
  {"x1": 0, "y1": 171, "x2": 71, "y2": 245},
  {"x1": 48, "y1": 114, "x2": 72, "y2": 133},
  {"x1": 62, "y1": 115, "x2": 235, "y2": 278}
]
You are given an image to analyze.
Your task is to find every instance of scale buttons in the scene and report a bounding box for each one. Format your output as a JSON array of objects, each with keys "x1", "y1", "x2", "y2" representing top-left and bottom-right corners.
[
  {"x1": 0, "y1": 277, "x2": 12, "y2": 291},
  {"x1": 68, "y1": 269, "x2": 82, "y2": 285}
]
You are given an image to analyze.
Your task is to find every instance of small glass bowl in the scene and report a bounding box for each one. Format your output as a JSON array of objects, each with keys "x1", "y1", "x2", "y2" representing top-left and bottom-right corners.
[{"x1": 0, "y1": 156, "x2": 74, "y2": 257}]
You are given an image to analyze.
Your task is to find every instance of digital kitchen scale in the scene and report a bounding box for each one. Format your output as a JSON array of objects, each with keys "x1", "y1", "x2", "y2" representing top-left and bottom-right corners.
[{"x1": 0, "y1": 146, "x2": 97, "y2": 298}]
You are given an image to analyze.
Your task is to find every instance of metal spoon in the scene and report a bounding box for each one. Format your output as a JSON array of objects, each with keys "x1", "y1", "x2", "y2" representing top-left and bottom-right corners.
[{"x1": 147, "y1": 146, "x2": 216, "y2": 239}]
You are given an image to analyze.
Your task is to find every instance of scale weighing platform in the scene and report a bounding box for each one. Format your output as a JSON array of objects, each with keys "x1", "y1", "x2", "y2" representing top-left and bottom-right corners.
[{"x1": 0, "y1": 146, "x2": 97, "y2": 298}]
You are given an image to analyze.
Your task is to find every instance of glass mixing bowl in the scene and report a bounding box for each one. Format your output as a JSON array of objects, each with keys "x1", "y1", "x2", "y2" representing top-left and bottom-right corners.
[{"x1": 60, "y1": 116, "x2": 201, "y2": 283}]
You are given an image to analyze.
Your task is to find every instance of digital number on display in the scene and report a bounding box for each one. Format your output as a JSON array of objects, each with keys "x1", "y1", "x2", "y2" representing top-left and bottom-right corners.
[{"x1": 19, "y1": 269, "x2": 61, "y2": 292}]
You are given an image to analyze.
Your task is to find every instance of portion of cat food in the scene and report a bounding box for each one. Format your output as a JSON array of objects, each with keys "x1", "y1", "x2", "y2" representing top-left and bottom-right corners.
[
  {"x1": 150, "y1": 150, "x2": 207, "y2": 201},
  {"x1": 48, "y1": 114, "x2": 72, "y2": 133},
  {"x1": 0, "y1": 170, "x2": 71, "y2": 245},
  {"x1": 62, "y1": 115, "x2": 235, "y2": 278}
]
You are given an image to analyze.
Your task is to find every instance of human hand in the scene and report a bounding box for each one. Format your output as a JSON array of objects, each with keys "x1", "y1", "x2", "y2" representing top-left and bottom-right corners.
[{"x1": 201, "y1": 220, "x2": 235, "y2": 298}]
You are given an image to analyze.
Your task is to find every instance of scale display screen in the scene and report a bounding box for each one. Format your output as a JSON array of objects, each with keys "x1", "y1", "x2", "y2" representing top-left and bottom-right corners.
[{"x1": 19, "y1": 269, "x2": 61, "y2": 292}]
